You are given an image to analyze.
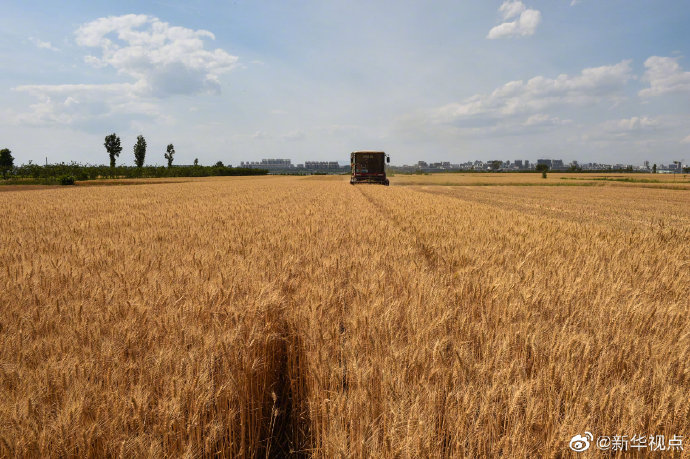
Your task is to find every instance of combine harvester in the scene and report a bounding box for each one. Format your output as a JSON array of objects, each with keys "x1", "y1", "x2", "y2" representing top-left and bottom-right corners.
[{"x1": 350, "y1": 151, "x2": 390, "y2": 186}]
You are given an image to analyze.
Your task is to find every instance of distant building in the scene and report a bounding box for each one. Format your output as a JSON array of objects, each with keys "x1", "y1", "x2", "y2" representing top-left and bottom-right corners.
[
  {"x1": 537, "y1": 159, "x2": 552, "y2": 168},
  {"x1": 552, "y1": 159, "x2": 565, "y2": 170},
  {"x1": 241, "y1": 158, "x2": 293, "y2": 170},
  {"x1": 428, "y1": 161, "x2": 452, "y2": 169},
  {"x1": 305, "y1": 161, "x2": 341, "y2": 170}
]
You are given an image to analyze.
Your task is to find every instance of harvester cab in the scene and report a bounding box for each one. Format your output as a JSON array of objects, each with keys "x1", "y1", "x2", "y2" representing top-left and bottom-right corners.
[{"x1": 350, "y1": 151, "x2": 390, "y2": 186}]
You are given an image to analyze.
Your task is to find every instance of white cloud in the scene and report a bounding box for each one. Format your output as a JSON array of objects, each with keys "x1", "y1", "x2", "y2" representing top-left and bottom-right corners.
[
  {"x1": 488, "y1": 1, "x2": 541, "y2": 39},
  {"x1": 29, "y1": 37, "x2": 59, "y2": 51},
  {"x1": 397, "y1": 62, "x2": 633, "y2": 140},
  {"x1": 499, "y1": 0, "x2": 526, "y2": 20},
  {"x1": 75, "y1": 14, "x2": 238, "y2": 97},
  {"x1": 601, "y1": 116, "x2": 659, "y2": 133},
  {"x1": 13, "y1": 15, "x2": 238, "y2": 128},
  {"x1": 282, "y1": 130, "x2": 306, "y2": 141},
  {"x1": 13, "y1": 82, "x2": 160, "y2": 128},
  {"x1": 682, "y1": 135, "x2": 690, "y2": 144},
  {"x1": 15, "y1": 82, "x2": 142, "y2": 99},
  {"x1": 252, "y1": 130, "x2": 271, "y2": 140},
  {"x1": 639, "y1": 56, "x2": 690, "y2": 97},
  {"x1": 580, "y1": 115, "x2": 686, "y2": 145},
  {"x1": 430, "y1": 60, "x2": 633, "y2": 125},
  {"x1": 523, "y1": 114, "x2": 571, "y2": 126}
]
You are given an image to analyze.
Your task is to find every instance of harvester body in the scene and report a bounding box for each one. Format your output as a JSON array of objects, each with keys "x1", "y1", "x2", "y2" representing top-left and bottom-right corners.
[{"x1": 350, "y1": 151, "x2": 390, "y2": 185}]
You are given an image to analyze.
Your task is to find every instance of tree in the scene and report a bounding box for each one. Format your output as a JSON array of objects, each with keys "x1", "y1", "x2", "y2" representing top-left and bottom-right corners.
[
  {"x1": 214, "y1": 161, "x2": 224, "y2": 167},
  {"x1": 134, "y1": 135, "x2": 147, "y2": 168},
  {"x1": 489, "y1": 160, "x2": 502, "y2": 171},
  {"x1": 164, "y1": 144, "x2": 175, "y2": 167},
  {"x1": 535, "y1": 163, "x2": 549, "y2": 179},
  {"x1": 104, "y1": 133, "x2": 122, "y2": 168},
  {"x1": 0, "y1": 148, "x2": 14, "y2": 179},
  {"x1": 652, "y1": 164, "x2": 657, "y2": 174}
]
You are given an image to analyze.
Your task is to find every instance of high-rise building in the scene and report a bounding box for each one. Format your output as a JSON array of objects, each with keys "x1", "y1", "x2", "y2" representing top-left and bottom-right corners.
[
  {"x1": 241, "y1": 159, "x2": 294, "y2": 170},
  {"x1": 305, "y1": 161, "x2": 340, "y2": 170}
]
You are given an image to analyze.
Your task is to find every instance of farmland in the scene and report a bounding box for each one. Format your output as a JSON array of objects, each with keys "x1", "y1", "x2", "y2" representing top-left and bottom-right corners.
[{"x1": 1, "y1": 174, "x2": 688, "y2": 457}]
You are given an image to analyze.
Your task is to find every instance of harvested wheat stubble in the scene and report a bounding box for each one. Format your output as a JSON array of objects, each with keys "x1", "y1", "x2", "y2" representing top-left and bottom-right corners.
[{"x1": 0, "y1": 175, "x2": 688, "y2": 457}]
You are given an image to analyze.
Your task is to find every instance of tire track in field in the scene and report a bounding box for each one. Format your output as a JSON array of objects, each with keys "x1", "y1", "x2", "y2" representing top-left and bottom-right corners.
[{"x1": 355, "y1": 186, "x2": 441, "y2": 270}]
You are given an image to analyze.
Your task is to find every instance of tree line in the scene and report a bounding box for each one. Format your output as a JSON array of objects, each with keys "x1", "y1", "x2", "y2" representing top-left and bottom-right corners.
[{"x1": 0, "y1": 133, "x2": 268, "y2": 183}]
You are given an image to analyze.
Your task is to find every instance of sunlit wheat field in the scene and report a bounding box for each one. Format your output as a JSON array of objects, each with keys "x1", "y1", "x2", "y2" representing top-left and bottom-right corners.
[{"x1": 1, "y1": 175, "x2": 688, "y2": 457}]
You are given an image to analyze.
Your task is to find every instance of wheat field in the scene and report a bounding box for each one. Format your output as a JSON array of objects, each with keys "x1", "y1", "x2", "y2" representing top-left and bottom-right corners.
[{"x1": 1, "y1": 175, "x2": 688, "y2": 457}]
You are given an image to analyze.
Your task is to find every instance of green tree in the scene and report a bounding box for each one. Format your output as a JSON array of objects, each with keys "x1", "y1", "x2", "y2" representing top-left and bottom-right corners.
[
  {"x1": 489, "y1": 160, "x2": 502, "y2": 171},
  {"x1": 652, "y1": 163, "x2": 657, "y2": 174},
  {"x1": 0, "y1": 148, "x2": 14, "y2": 179},
  {"x1": 535, "y1": 163, "x2": 549, "y2": 179},
  {"x1": 194, "y1": 158, "x2": 199, "y2": 166},
  {"x1": 164, "y1": 144, "x2": 175, "y2": 167},
  {"x1": 134, "y1": 135, "x2": 147, "y2": 168},
  {"x1": 214, "y1": 161, "x2": 224, "y2": 167},
  {"x1": 104, "y1": 133, "x2": 122, "y2": 168}
]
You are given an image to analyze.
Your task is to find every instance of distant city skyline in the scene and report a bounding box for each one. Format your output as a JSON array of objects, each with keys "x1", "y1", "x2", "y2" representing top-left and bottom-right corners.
[
  {"x1": 237, "y1": 156, "x2": 687, "y2": 172},
  {"x1": 2, "y1": 1, "x2": 690, "y2": 166}
]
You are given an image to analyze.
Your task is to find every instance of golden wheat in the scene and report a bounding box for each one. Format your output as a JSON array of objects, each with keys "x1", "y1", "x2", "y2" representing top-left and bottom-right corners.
[
  {"x1": 392, "y1": 171, "x2": 690, "y2": 190},
  {"x1": 1, "y1": 175, "x2": 688, "y2": 457}
]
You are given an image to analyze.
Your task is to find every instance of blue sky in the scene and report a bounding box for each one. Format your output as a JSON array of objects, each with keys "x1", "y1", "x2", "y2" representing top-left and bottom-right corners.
[{"x1": 1, "y1": 1, "x2": 690, "y2": 166}]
